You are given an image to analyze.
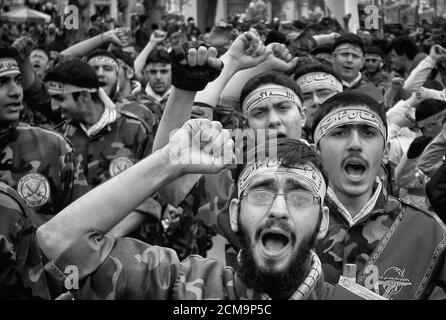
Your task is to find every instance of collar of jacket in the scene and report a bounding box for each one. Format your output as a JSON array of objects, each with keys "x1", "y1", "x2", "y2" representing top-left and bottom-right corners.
[
  {"x1": 145, "y1": 83, "x2": 171, "y2": 104},
  {"x1": 343, "y1": 72, "x2": 363, "y2": 89},
  {"x1": 326, "y1": 178, "x2": 402, "y2": 228}
]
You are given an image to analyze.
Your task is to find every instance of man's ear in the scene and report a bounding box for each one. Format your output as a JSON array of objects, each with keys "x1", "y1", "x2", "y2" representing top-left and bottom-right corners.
[
  {"x1": 316, "y1": 205, "x2": 329, "y2": 240},
  {"x1": 229, "y1": 198, "x2": 240, "y2": 233}
]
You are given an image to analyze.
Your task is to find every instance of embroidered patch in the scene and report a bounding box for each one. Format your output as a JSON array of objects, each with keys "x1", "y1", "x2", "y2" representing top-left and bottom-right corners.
[
  {"x1": 378, "y1": 266, "x2": 412, "y2": 299},
  {"x1": 17, "y1": 173, "x2": 50, "y2": 208},
  {"x1": 109, "y1": 157, "x2": 134, "y2": 177}
]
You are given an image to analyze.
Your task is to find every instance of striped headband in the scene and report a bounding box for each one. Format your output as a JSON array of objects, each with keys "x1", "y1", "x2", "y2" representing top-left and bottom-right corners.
[
  {"x1": 242, "y1": 85, "x2": 303, "y2": 117},
  {"x1": 87, "y1": 55, "x2": 119, "y2": 70},
  {"x1": 296, "y1": 72, "x2": 343, "y2": 94},
  {"x1": 314, "y1": 107, "x2": 387, "y2": 145},
  {"x1": 0, "y1": 58, "x2": 20, "y2": 77},
  {"x1": 47, "y1": 81, "x2": 98, "y2": 95},
  {"x1": 237, "y1": 159, "x2": 326, "y2": 201}
]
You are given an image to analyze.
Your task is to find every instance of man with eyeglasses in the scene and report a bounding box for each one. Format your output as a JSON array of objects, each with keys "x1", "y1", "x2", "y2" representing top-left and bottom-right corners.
[
  {"x1": 37, "y1": 128, "x2": 333, "y2": 300},
  {"x1": 312, "y1": 91, "x2": 446, "y2": 299}
]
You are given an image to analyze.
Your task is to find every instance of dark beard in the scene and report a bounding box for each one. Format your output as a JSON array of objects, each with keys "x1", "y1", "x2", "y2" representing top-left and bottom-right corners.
[{"x1": 235, "y1": 215, "x2": 321, "y2": 299}]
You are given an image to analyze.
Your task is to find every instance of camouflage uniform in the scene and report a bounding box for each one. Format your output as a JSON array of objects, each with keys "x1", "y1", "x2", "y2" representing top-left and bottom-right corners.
[
  {"x1": 128, "y1": 91, "x2": 165, "y2": 131},
  {"x1": 60, "y1": 111, "x2": 152, "y2": 187},
  {"x1": 0, "y1": 182, "x2": 50, "y2": 299},
  {"x1": 363, "y1": 69, "x2": 390, "y2": 96},
  {"x1": 45, "y1": 231, "x2": 332, "y2": 300},
  {"x1": 316, "y1": 184, "x2": 446, "y2": 299},
  {"x1": 0, "y1": 122, "x2": 89, "y2": 227}
]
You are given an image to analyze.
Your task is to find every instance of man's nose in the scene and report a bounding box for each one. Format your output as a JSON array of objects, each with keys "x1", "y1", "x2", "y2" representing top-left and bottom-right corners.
[
  {"x1": 268, "y1": 109, "x2": 281, "y2": 129},
  {"x1": 7, "y1": 80, "x2": 21, "y2": 97},
  {"x1": 268, "y1": 194, "x2": 289, "y2": 220},
  {"x1": 347, "y1": 129, "x2": 363, "y2": 151}
]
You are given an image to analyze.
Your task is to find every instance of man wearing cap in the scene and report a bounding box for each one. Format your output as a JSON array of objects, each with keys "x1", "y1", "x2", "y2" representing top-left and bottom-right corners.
[
  {"x1": 0, "y1": 44, "x2": 89, "y2": 227},
  {"x1": 332, "y1": 33, "x2": 384, "y2": 105},
  {"x1": 362, "y1": 46, "x2": 390, "y2": 96},
  {"x1": 312, "y1": 91, "x2": 446, "y2": 299},
  {"x1": 37, "y1": 127, "x2": 333, "y2": 300},
  {"x1": 293, "y1": 63, "x2": 343, "y2": 143},
  {"x1": 0, "y1": 182, "x2": 50, "y2": 299}
]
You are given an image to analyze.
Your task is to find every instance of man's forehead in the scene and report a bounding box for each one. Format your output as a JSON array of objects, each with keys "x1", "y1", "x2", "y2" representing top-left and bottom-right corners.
[
  {"x1": 247, "y1": 172, "x2": 313, "y2": 190},
  {"x1": 31, "y1": 49, "x2": 48, "y2": 57},
  {"x1": 146, "y1": 63, "x2": 171, "y2": 70}
]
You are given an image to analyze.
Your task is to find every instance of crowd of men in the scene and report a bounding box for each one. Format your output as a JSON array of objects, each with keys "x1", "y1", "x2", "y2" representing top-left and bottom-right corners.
[{"x1": 1, "y1": 9, "x2": 446, "y2": 301}]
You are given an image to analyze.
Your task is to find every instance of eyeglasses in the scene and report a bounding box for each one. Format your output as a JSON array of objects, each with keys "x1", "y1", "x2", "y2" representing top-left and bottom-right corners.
[{"x1": 242, "y1": 189, "x2": 320, "y2": 209}]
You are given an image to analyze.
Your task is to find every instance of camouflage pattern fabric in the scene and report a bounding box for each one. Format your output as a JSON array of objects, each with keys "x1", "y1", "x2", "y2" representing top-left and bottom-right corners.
[
  {"x1": 45, "y1": 231, "x2": 332, "y2": 300},
  {"x1": 316, "y1": 189, "x2": 446, "y2": 299},
  {"x1": 0, "y1": 182, "x2": 50, "y2": 300},
  {"x1": 363, "y1": 69, "x2": 391, "y2": 96},
  {"x1": 126, "y1": 91, "x2": 164, "y2": 130},
  {"x1": 61, "y1": 111, "x2": 152, "y2": 188},
  {"x1": 115, "y1": 93, "x2": 157, "y2": 136},
  {"x1": 0, "y1": 122, "x2": 89, "y2": 227}
]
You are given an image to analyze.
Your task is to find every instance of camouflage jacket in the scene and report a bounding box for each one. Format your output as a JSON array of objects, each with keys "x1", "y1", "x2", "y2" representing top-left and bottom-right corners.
[
  {"x1": 316, "y1": 188, "x2": 446, "y2": 300},
  {"x1": 126, "y1": 90, "x2": 164, "y2": 130},
  {"x1": 45, "y1": 232, "x2": 332, "y2": 300},
  {"x1": 0, "y1": 122, "x2": 89, "y2": 227},
  {"x1": 61, "y1": 112, "x2": 152, "y2": 188},
  {"x1": 115, "y1": 93, "x2": 157, "y2": 136},
  {"x1": 0, "y1": 182, "x2": 50, "y2": 299},
  {"x1": 363, "y1": 69, "x2": 390, "y2": 96}
]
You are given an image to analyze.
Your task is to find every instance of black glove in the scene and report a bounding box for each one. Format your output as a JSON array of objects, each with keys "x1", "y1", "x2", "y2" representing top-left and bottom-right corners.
[
  {"x1": 169, "y1": 41, "x2": 223, "y2": 91},
  {"x1": 407, "y1": 136, "x2": 432, "y2": 159}
]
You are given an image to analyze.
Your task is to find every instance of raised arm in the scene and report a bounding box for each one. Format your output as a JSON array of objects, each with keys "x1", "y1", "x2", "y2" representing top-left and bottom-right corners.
[
  {"x1": 37, "y1": 118, "x2": 234, "y2": 261},
  {"x1": 134, "y1": 30, "x2": 166, "y2": 81},
  {"x1": 60, "y1": 27, "x2": 131, "y2": 59}
]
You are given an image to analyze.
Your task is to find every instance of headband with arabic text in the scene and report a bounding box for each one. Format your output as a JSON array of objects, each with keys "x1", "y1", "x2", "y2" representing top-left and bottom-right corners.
[
  {"x1": 237, "y1": 159, "x2": 326, "y2": 201},
  {"x1": 417, "y1": 109, "x2": 446, "y2": 128},
  {"x1": 242, "y1": 85, "x2": 303, "y2": 117},
  {"x1": 296, "y1": 72, "x2": 343, "y2": 94},
  {"x1": 314, "y1": 107, "x2": 387, "y2": 145},
  {"x1": 0, "y1": 58, "x2": 20, "y2": 77},
  {"x1": 87, "y1": 55, "x2": 119, "y2": 70},
  {"x1": 47, "y1": 81, "x2": 98, "y2": 95}
]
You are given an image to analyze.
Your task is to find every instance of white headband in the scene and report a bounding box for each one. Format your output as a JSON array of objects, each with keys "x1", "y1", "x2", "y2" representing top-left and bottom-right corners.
[
  {"x1": 334, "y1": 44, "x2": 364, "y2": 57},
  {"x1": 314, "y1": 107, "x2": 387, "y2": 145},
  {"x1": 296, "y1": 72, "x2": 343, "y2": 94},
  {"x1": 237, "y1": 159, "x2": 326, "y2": 201},
  {"x1": 47, "y1": 81, "x2": 98, "y2": 95},
  {"x1": 0, "y1": 58, "x2": 20, "y2": 77},
  {"x1": 242, "y1": 85, "x2": 303, "y2": 117},
  {"x1": 87, "y1": 56, "x2": 119, "y2": 70}
]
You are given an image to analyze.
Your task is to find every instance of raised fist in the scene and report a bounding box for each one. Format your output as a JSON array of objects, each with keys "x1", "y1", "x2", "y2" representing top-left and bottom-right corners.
[
  {"x1": 429, "y1": 44, "x2": 446, "y2": 64},
  {"x1": 104, "y1": 27, "x2": 131, "y2": 47},
  {"x1": 12, "y1": 36, "x2": 35, "y2": 61},
  {"x1": 170, "y1": 42, "x2": 223, "y2": 91},
  {"x1": 165, "y1": 119, "x2": 235, "y2": 174},
  {"x1": 222, "y1": 31, "x2": 268, "y2": 70},
  {"x1": 263, "y1": 42, "x2": 299, "y2": 72},
  {"x1": 150, "y1": 30, "x2": 167, "y2": 44}
]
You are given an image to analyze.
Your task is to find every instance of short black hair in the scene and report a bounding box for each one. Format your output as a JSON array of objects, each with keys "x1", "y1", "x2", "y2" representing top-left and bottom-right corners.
[
  {"x1": 240, "y1": 72, "x2": 303, "y2": 108},
  {"x1": 416, "y1": 99, "x2": 446, "y2": 122},
  {"x1": 0, "y1": 42, "x2": 19, "y2": 61},
  {"x1": 233, "y1": 138, "x2": 328, "y2": 195},
  {"x1": 311, "y1": 45, "x2": 333, "y2": 56},
  {"x1": 46, "y1": 41, "x2": 67, "y2": 53},
  {"x1": 293, "y1": 63, "x2": 342, "y2": 83},
  {"x1": 364, "y1": 46, "x2": 383, "y2": 57},
  {"x1": 333, "y1": 33, "x2": 365, "y2": 55},
  {"x1": 389, "y1": 37, "x2": 419, "y2": 60},
  {"x1": 311, "y1": 91, "x2": 387, "y2": 139},
  {"x1": 112, "y1": 49, "x2": 134, "y2": 69},
  {"x1": 145, "y1": 48, "x2": 170, "y2": 65},
  {"x1": 44, "y1": 59, "x2": 99, "y2": 89}
]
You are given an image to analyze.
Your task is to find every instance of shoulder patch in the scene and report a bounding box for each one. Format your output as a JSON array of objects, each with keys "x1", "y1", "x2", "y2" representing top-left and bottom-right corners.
[{"x1": 16, "y1": 173, "x2": 51, "y2": 208}]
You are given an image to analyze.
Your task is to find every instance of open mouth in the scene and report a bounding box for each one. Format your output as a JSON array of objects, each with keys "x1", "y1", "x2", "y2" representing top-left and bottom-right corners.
[
  {"x1": 98, "y1": 81, "x2": 107, "y2": 87},
  {"x1": 343, "y1": 158, "x2": 367, "y2": 181},
  {"x1": 260, "y1": 229, "x2": 291, "y2": 255}
]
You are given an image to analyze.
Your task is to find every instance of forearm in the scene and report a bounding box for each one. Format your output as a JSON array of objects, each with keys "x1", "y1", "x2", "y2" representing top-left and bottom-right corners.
[
  {"x1": 152, "y1": 87, "x2": 196, "y2": 151},
  {"x1": 60, "y1": 33, "x2": 107, "y2": 58},
  {"x1": 37, "y1": 148, "x2": 180, "y2": 260},
  {"x1": 106, "y1": 211, "x2": 146, "y2": 238},
  {"x1": 418, "y1": 132, "x2": 446, "y2": 178},
  {"x1": 134, "y1": 41, "x2": 157, "y2": 80},
  {"x1": 404, "y1": 56, "x2": 437, "y2": 92}
]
